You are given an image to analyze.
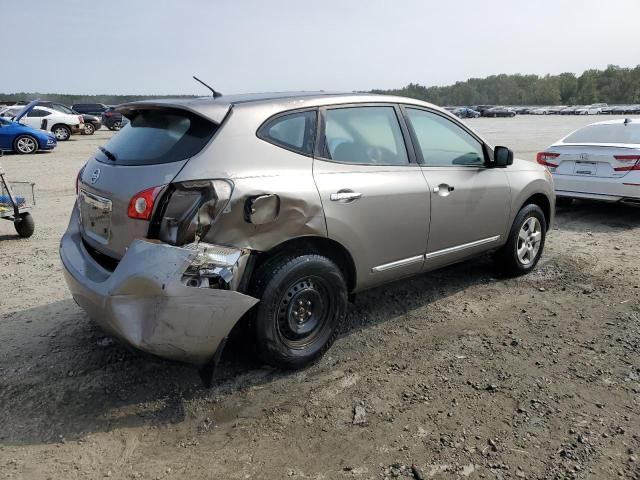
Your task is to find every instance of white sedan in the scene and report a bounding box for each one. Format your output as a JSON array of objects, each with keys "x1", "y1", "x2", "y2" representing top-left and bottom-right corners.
[
  {"x1": 575, "y1": 104, "x2": 604, "y2": 115},
  {"x1": 537, "y1": 119, "x2": 640, "y2": 205},
  {"x1": 0, "y1": 105, "x2": 83, "y2": 141},
  {"x1": 530, "y1": 107, "x2": 550, "y2": 115}
]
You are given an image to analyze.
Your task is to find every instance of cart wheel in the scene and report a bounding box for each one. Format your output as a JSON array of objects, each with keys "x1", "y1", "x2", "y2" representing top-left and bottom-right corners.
[{"x1": 15, "y1": 213, "x2": 35, "y2": 238}]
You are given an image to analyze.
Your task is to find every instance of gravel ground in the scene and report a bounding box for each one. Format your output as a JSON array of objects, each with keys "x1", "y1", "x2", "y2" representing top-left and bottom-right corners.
[{"x1": 0, "y1": 116, "x2": 639, "y2": 480}]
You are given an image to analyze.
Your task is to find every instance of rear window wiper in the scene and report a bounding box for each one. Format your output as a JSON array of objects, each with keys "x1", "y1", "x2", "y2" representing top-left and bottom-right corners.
[{"x1": 98, "y1": 146, "x2": 117, "y2": 162}]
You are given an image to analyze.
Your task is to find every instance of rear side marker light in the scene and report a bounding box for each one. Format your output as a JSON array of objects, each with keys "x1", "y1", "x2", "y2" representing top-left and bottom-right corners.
[
  {"x1": 128, "y1": 186, "x2": 163, "y2": 220},
  {"x1": 536, "y1": 152, "x2": 560, "y2": 168}
]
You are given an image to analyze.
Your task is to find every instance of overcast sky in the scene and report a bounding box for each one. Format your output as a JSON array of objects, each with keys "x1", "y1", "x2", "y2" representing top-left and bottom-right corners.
[{"x1": 2, "y1": 0, "x2": 639, "y2": 95}]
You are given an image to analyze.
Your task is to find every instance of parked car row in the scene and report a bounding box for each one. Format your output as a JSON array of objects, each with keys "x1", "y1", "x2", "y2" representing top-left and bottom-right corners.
[
  {"x1": 0, "y1": 103, "x2": 82, "y2": 141},
  {"x1": 0, "y1": 100, "x2": 130, "y2": 154},
  {"x1": 444, "y1": 103, "x2": 640, "y2": 117}
]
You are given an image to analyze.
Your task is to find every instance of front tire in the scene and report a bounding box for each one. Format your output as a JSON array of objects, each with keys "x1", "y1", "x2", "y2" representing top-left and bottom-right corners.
[
  {"x1": 14, "y1": 213, "x2": 35, "y2": 238},
  {"x1": 52, "y1": 124, "x2": 71, "y2": 141},
  {"x1": 13, "y1": 135, "x2": 38, "y2": 154},
  {"x1": 251, "y1": 254, "x2": 348, "y2": 369},
  {"x1": 495, "y1": 204, "x2": 546, "y2": 276}
]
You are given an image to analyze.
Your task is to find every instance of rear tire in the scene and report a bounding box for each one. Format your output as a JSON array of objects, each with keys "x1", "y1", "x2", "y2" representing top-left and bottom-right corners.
[
  {"x1": 83, "y1": 123, "x2": 95, "y2": 135},
  {"x1": 14, "y1": 213, "x2": 35, "y2": 238},
  {"x1": 251, "y1": 254, "x2": 348, "y2": 369},
  {"x1": 13, "y1": 135, "x2": 38, "y2": 154},
  {"x1": 52, "y1": 124, "x2": 71, "y2": 141},
  {"x1": 495, "y1": 204, "x2": 546, "y2": 277}
]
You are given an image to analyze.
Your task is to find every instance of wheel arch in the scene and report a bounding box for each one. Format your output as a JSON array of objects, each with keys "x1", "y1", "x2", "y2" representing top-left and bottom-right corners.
[
  {"x1": 520, "y1": 192, "x2": 551, "y2": 229},
  {"x1": 249, "y1": 235, "x2": 357, "y2": 293}
]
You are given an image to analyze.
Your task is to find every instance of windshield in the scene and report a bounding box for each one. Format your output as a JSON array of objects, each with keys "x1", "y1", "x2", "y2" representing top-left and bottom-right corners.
[
  {"x1": 563, "y1": 123, "x2": 640, "y2": 144},
  {"x1": 95, "y1": 108, "x2": 218, "y2": 166},
  {"x1": 1, "y1": 107, "x2": 20, "y2": 118}
]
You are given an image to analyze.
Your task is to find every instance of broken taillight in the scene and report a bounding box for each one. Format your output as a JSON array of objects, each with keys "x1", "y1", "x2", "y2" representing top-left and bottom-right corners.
[{"x1": 153, "y1": 180, "x2": 233, "y2": 246}]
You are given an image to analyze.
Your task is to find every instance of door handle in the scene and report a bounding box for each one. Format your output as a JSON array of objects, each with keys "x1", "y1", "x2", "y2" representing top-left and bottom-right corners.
[
  {"x1": 433, "y1": 184, "x2": 456, "y2": 193},
  {"x1": 330, "y1": 191, "x2": 362, "y2": 202}
]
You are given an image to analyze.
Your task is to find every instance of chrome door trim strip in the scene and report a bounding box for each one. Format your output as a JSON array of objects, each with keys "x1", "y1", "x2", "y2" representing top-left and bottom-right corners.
[
  {"x1": 426, "y1": 235, "x2": 501, "y2": 260},
  {"x1": 372, "y1": 254, "x2": 424, "y2": 273}
]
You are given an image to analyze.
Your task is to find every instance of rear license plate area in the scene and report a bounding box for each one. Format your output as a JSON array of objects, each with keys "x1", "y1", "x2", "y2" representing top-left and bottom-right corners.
[
  {"x1": 79, "y1": 189, "x2": 112, "y2": 244},
  {"x1": 574, "y1": 161, "x2": 597, "y2": 175}
]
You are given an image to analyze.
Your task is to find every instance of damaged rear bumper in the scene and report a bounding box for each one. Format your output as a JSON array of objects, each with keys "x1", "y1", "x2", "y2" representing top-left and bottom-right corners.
[{"x1": 59, "y1": 206, "x2": 259, "y2": 366}]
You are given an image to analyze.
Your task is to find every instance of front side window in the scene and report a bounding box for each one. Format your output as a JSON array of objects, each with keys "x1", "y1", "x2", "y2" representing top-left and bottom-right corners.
[
  {"x1": 323, "y1": 106, "x2": 409, "y2": 165},
  {"x1": 258, "y1": 110, "x2": 316, "y2": 155},
  {"x1": 406, "y1": 108, "x2": 485, "y2": 167}
]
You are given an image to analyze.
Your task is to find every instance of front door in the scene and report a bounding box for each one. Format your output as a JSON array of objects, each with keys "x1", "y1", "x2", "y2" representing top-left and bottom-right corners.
[
  {"x1": 313, "y1": 104, "x2": 430, "y2": 290},
  {"x1": 402, "y1": 107, "x2": 511, "y2": 270}
]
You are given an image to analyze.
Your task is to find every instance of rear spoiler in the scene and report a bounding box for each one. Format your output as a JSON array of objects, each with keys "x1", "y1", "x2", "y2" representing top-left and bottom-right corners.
[{"x1": 116, "y1": 99, "x2": 231, "y2": 124}]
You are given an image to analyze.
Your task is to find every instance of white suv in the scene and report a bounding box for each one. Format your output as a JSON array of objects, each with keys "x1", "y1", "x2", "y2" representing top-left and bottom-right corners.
[{"x1": 0, "y1": 105, "x2": 83, "y2": 140}]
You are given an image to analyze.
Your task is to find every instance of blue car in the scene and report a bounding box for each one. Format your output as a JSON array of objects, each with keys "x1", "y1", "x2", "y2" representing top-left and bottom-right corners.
[{"x1": 0, "y1": 100, "x2": 57, "y2": 154}]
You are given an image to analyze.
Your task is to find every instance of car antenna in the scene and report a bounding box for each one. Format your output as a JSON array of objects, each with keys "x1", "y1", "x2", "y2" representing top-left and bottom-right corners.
[
  {"x1": 193, "y1": 76, "x2": 222, "y2": 98},
  {"x1": 624, "y1": 117, "x2": 631, "y2": 126}
]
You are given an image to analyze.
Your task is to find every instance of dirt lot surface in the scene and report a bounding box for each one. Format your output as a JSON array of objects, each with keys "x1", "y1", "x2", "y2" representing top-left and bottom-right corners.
[{"x1": 1, "y1": 116, "x2": 639, "y2": 479}]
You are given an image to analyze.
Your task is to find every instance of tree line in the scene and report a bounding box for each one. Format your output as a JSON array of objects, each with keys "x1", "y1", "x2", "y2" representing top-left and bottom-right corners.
[
  {"x1": 372, "y1": 64, "x2": 640, "y2": 106},
  {"x1": 3, "y1": 65, "x2": 640, "y2": 107}
]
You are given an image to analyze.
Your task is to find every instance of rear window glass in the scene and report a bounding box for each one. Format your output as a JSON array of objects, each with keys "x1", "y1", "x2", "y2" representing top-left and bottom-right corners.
[
  {"x1": 563, "y1": 123, "x2": 640, "y2": 144},
  {"x1": 95, "y1": 109, "x2": 217, "y2": 166}
]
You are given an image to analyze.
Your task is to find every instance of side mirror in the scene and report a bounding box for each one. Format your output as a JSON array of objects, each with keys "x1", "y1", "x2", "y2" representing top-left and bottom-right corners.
[{"x1": 493, "y1": 146, "x2": 514, "y2": 168}]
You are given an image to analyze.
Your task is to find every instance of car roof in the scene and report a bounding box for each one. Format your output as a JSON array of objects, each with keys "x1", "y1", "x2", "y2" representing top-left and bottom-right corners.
[
  {"x1": 117, "y1": 91, "x2": 444, "y2": 124},
  {"x1": 582, "y1": 118, "x2": 638, "y2": 126}
]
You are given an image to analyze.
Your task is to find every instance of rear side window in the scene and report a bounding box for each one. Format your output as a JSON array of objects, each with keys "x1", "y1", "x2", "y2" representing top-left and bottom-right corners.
[
  {"x1": 258, "y1": 110, "x2": 316, "y2": 155},
  {"x1": 27, "y1": 109, "x2": 50, "y2": 118},
  {"x1": 563, "y1": 123, "x2": 640, "y2": 144},
  {"x1": 51, "y1": 103, "x2": 74, "y2": 114},
  {"x1": 322, "y1": 106, "x2": 409, "y2": 165},
  {"x1": 95, "y1": 109, "x2": 217, "y2": 166}
]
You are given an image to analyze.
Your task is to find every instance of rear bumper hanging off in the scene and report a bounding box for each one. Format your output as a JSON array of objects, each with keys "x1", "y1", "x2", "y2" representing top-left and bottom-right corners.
[{"x1": 60, "y1": 205, "x2": 259, "y2": 366}]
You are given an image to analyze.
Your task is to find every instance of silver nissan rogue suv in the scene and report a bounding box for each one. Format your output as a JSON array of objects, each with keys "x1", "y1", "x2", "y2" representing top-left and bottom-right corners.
[{"x1": 60, "y1": 92, "x2": 555, "y2": 379}]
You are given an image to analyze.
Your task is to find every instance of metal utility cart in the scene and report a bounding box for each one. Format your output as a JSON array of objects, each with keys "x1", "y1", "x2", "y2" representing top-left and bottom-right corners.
[{"x1": 0, "y1": 152, "x2": 36, "y2": 238}]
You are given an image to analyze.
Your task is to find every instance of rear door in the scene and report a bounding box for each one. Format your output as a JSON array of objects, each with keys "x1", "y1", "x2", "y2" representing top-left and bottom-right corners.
[
  {"x1": 78, "y1": 107, "x2": 223, "y2": 259},
  {"x1": 313, "y1": 104, "x2": 430, "y2": 290},
  {"x1": 402, "y1": 107, "x2": 510, "y2": 270},
  {"x1": 23, "y1": 108, "x2": 51, "y2": 130}
]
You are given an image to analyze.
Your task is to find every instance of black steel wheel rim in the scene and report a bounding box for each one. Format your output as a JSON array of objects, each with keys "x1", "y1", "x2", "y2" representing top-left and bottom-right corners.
[{"x1": 276, "y1": 276, "x2": 334, "y2": 349}]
